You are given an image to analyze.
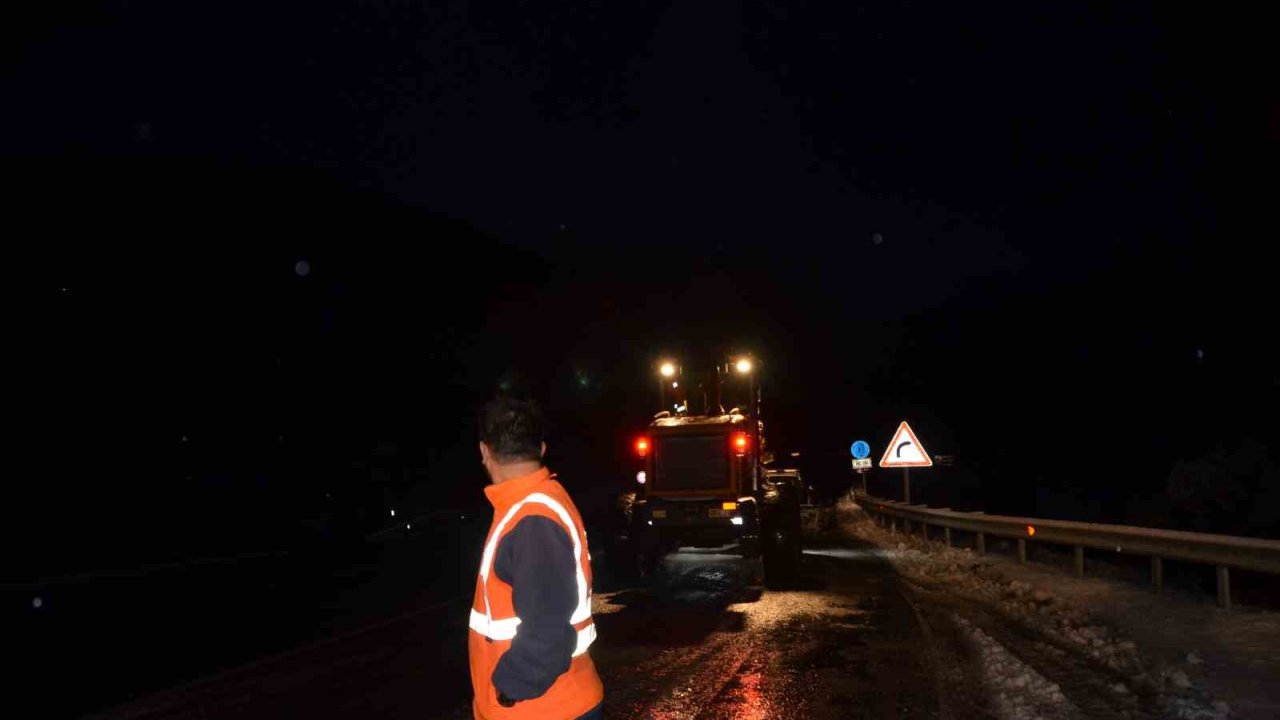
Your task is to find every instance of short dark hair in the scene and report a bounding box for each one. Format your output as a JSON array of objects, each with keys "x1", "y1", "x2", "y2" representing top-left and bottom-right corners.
[{"x1": 478, "y1": 396, "x2": 545, "y2": 464}]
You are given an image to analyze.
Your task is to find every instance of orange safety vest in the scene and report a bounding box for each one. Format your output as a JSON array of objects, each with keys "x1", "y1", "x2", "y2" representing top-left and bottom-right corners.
[{"x1": 469, "y1": 468, "x2": 604, "y2": 719}]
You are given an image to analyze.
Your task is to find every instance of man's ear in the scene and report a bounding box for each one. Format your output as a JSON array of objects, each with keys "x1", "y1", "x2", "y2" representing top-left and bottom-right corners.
[
  {"x1": 479, "y1": 442, "x2": 493, "y2": 464},
  {"x1": 540, "y1": 442, "x2": 547, "y2": 459}
]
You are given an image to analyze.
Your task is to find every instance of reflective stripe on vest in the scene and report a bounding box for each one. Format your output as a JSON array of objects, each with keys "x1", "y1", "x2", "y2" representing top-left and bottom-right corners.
[
  {"x1": 573, "y1": 622, "x2": 597, "y2": 656},
  {"x1": 469, "y1": 609, "x2": 596, "y2": 657},
  {"x1": 468, "y1": 609, "x2": 521, "y2": 640},
  {"x1": 473, "y1": 492, "x2": 595, "y2": 656}
]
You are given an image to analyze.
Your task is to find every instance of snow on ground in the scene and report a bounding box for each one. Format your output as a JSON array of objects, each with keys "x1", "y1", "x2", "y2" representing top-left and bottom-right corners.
[
  {"x1": 832, "y1": 498, "x2": 1279, "y2": 719},
  {"x1": 952, "y1": 614, "x2": 1074, "y2": 720}
]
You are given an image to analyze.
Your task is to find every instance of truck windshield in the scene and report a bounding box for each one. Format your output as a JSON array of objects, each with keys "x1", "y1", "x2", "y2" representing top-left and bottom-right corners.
[{"x1": 654, "y1": 434, "x2": 729, "y2": 491}]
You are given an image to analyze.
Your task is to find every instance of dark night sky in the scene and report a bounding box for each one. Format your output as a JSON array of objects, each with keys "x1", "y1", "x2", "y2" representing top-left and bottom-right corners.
[{"x1": 6, "y1": 1, "x2": 1276, "y2": 577}]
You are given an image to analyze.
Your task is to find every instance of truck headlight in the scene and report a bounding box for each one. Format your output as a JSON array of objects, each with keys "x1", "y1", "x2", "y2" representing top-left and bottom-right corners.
[{"x1": 731, "y1": 517, "x2": 744, "y2": 526}]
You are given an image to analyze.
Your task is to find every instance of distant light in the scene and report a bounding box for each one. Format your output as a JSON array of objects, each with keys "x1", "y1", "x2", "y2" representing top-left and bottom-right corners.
[
  {"x1": 390, "y1": 509, "x2": 396, "y2": 517},
  {"x1": 672, "y1": 382, "x2": 679, "y2": 389},
  {"x1": 1027, "y1": 525, "x2": 1036, "y2": 537},
  {"x1": 659, "y1": 362, "x2": 676, "y2": 378},
  {"x1": 735, "y1": 358, "x2": 753, "y2": 374},
  {"x1": 32, "y1": 597, "x2": 43, "y2": 609},
  {"x1": 461, "y1": 515, "x2": 466, "y2": 520},
  {"x1": 294, "y1": 260, "x2": 311, "y2": 277},
  {"x1": 1196, "y1": 348, "x2": 1205, "y2": 360},
  {"x1": 180, "y1": 435, "x2": 189, "y2": 443},
  {"x1": 790, "y1": 452, "x2": 801, "y2": 457},
  {"x1": 647, "y1": 520, "x2": 653, "y2": 526},
  {"x1": 636, "y1": 471, "x2": 646, "y2": 485},
  {"x1": 405, "y1": 523, "x2": 411, "y2": 530},
  {"x1": 731, "y1": 517, "x2": 744, "y2": 526},
  {"x1": 872, "y1": 232, "x2": 884, "y2": 245}
]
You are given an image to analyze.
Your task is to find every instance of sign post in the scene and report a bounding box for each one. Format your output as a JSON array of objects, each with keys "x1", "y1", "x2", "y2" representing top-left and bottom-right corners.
[
  {"x1": 850, "y1": 440, "x2": 871, "y2": 496},
  {"x1": 879, "y1": 421, "x2": 932, "y2": 504}
]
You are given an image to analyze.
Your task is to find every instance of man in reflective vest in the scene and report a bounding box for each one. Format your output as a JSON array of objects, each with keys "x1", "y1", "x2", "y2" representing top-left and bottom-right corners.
[{"x1": 470, "y1": 396, "x2": 605, "y2": 719}]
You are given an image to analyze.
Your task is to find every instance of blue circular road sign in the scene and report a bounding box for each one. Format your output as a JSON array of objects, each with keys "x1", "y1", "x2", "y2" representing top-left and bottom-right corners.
[{"x1": 851, "y1": 440, "x2": 870, "y2": 459}]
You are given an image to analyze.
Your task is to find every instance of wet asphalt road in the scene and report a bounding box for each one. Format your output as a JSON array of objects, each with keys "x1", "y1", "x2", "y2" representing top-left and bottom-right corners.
[
  {"x1": 92, "y1": 538, "x2": 956, "y2": 720},
  {"x1": 591, "y1": 545, "x2": 948, "y2": 720}
]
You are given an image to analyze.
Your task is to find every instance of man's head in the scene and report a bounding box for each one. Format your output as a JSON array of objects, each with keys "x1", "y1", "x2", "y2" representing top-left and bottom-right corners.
[{"x1": 478, "y1": 395, "x2": 546, "y2": 482}]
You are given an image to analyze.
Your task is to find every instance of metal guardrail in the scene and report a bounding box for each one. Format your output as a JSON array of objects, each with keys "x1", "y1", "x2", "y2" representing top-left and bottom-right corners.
[{"x1": 853, "y1": 492, "x2": 1280, "y2": 610}]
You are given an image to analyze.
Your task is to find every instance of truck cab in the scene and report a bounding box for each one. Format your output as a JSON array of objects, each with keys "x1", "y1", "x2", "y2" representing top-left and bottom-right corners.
[
  {"x1": 637, "y1": 412, "x2": 759, "y2": 552},
  {"x1": 627, "y1": 356, "x2": 801, "y2": 585}
]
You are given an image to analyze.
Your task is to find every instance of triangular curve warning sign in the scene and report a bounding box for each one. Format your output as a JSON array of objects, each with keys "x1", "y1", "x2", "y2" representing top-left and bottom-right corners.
[{"x1": 879, "y1": 421, "x2": 932, "y2": 468}]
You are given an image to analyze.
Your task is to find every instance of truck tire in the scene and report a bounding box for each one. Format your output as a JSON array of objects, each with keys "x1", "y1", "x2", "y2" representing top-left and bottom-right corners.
[
  {"x1": 762, "y1": 531, "x2": 799, "y2": 588},
  {"x1": 638, "y1": 544, "x2": 661, "y2": 578}
]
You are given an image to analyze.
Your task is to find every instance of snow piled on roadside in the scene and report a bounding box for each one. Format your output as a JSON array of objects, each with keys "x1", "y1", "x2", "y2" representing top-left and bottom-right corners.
[
  {"x1": 953, "y1": 614, "x2": 1073, "y2": 720},
  {"x1": 835, "y1": 498, "x2": 1230, "y2": 720}
]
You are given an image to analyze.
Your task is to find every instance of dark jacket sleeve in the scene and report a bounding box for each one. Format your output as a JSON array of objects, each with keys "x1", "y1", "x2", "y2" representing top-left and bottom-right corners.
[{"x1": 491, "y1": 515, "x2": 578, "y2": 701}]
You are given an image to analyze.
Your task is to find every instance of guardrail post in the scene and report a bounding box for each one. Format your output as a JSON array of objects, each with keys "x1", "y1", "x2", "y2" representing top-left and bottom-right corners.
[
  {"x1": 1217, "y1": 566, "x2": 1231, "y2": 610},
  {"x1": 891, "y1": 517, "x2": 898, "y2": 533},
  {"x1": 977, "y1": 532, "x2": 985, "y2": 556},
  {"x1": 921, "y1": 523, "x2": 928, "y2": 541},
  {"x1": 1074, "y1": 546, "x2": 1084, "y2": 578},
  {"x1": 1151, "y1": 556, "x2": 1163, "y2": 594},
  {"x1": 944, "y1": 527, "x2": 951, "y2": 547},
  {"x1": 1017, "y1": 538, "x2": 1027, "y2": 564}
]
